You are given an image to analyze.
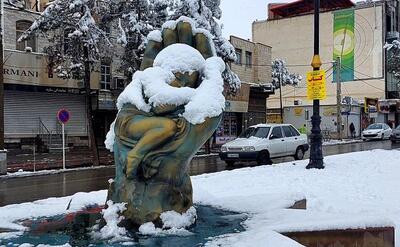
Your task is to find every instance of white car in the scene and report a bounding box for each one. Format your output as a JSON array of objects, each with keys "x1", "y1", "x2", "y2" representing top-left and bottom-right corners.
[
  {"x1": 219, "y1": 124, "x2": 309, "y2": 166},
  {"x1": 362, "y1": 123, "x2": 392, "y2": 141}
]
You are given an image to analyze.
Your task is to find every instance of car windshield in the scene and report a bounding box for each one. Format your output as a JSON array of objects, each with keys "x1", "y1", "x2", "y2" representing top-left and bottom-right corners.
[
  {"x1": 239, "y1": 127, "x2": 271, "y2": 138},
  {"x1": 396, "y1": 125, "x2": 400, "y2": 130},
  {"x1": 366, "y1": 124, "x2": 383, "y2": 130}
]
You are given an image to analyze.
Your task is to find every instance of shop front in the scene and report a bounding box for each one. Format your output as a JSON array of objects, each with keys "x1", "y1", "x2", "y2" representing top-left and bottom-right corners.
[
  {"x1": 377, "y1": 99, "x2": 400, "y2": 128},
  {"x1": 4, "y1": 85, "x2": 88, "y2": 147},
  {"x1": 215, "y1": 83, "x2": 250, "y2": 145}
]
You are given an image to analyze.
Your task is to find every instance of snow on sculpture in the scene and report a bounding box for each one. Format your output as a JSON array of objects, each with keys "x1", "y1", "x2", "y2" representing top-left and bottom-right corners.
[{"x1": 105, "y1": 17, "x2": 226, "y2": 229}]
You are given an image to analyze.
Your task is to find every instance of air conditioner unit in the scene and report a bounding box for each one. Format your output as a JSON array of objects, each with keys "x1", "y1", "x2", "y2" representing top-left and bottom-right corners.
[{"x1": 294, "y1": 100, "x2": 302, "y2": 105}]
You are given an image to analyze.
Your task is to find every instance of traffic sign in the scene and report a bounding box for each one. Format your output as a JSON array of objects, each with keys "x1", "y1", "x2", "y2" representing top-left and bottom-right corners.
[
  {"x1": 306, "y1": 70, "x2": 327, "y2": 100},
  {"x1": 57, "y1": 109, "x2": 70, "y2": 124}
]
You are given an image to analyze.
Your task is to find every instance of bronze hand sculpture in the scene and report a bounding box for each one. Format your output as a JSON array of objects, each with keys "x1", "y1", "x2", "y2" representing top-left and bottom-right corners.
[{"x1": 107, "y1": 20, "x2": 223, "y2": 229}]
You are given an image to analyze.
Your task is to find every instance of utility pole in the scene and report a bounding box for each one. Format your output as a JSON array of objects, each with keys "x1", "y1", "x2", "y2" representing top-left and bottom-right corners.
[
  {"x1": 0, "y1": 0, "x2": 6, "y2": 175},
  {"x1": 306, "y1": 0, "x2": 324, "y2": 169},
  {"x1": 336, "y1": 57, "x2": 342, "y2": 140},
  {"x1": 279, "y1": 72, "x2": 283, "y2": 123}
]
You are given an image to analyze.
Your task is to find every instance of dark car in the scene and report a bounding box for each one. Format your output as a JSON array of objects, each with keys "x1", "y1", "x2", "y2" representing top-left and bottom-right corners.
[{"x1": 391, "y1": 125, "x2": 400, "y2": 143}]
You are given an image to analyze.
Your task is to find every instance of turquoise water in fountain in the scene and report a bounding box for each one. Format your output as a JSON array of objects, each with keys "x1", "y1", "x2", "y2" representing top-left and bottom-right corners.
[{"x1": 1, "y1": 205, "x2": 247, "y2": 247}]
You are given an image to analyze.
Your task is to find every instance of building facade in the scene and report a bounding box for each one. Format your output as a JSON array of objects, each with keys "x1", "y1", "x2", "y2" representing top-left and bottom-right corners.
[
  {"x1": 253, "y1": 0, "x2": 400, "y2": 128},
  {"x1": 3, "y1": 1, "x2": 125, "y2": 150},
  {"x1": 3, "y1": 2, "x2": 274, "y2": 149},
  {"x1": 217, "y1": 36, "x2": 274, "y2": 144}
]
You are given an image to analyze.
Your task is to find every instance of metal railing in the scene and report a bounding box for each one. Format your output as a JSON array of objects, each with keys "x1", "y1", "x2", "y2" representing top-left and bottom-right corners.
[{"x1": 38, "y1": 117, "x2": 51, "y2": 145}]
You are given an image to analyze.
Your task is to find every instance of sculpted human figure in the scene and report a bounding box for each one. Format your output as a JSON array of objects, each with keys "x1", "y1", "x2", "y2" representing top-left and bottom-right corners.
[{"x1": 106, "y1": 19, "x2": 226, "y2": 229}]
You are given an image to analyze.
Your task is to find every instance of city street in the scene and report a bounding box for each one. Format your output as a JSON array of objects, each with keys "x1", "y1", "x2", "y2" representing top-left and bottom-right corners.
[{"x1": 1, "y1": 140, "x2": 398, "y2": 207}]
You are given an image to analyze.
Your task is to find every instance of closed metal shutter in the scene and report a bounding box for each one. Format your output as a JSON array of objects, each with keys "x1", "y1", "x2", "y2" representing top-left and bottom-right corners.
[{"x1": 5, "y1": 91, "x2": 88, "y2": 138}]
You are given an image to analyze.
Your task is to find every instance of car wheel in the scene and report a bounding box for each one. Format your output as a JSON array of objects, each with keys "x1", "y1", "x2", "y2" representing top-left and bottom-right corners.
[
  {"x1": 225, "y1": 161, "x2": 235, "y2": 167},
  {"x1": 294, "y1": 147, "x2": 304, "y2": 160},
  {"x1": 257, "y1": 151, "x2": 270, "y2": 165}
]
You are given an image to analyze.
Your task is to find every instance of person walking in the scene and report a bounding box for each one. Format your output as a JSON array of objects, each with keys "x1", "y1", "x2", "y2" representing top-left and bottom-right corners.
[
  {"x1": 299, "y1": 124, "x2": 307, "y2": 135},
  {"x1": 349, "y1": 122, "x2": 356, "y2": 138}
]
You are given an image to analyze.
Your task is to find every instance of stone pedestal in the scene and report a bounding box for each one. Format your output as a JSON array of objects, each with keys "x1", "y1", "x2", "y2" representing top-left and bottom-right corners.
[{"x1": 0, "y1": 150, "x2": 7, "y2": 175}]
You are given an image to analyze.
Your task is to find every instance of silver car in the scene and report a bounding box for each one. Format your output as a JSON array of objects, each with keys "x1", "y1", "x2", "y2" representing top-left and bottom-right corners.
[
  {"x1": 362, "y1": 123, "x2": 392, "y2": 141},
  {"x1": 391, "y1": 125, "x2": 400, "y2": 143}
]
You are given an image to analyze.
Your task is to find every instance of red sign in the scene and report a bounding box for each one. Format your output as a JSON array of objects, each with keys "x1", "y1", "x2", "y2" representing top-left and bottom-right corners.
[{"x1": 57, "y1": 109, "x2": 70, "y2": 124}]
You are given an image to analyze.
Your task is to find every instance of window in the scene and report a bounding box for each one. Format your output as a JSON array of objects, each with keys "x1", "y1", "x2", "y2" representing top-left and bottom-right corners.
[
  {"x1": 235, "y1": 48, "x2": 242, "y2": 65},
  {"x1": 289, "y1": 126, "x2": 301, "y2": 136},
  {"x1": 100, "y1": 62, "x2": 112, "y2": 90},
  {"x1": 239, "y1": 127, "x2": 270, "y2": 139},
  {"x1": 245, "y1": 51, "x2": 252, "y2": 67},
  {"x1": 113, "y1": 77, "x2": 125, "y2": 90},
  {"x1": 16, "y1": 20, "x2": 36, "y2": 52},
  {"x1": 282, "y1": 126, "x2": 294, "y2": 137},
  {"x1": 253, "y1": 127, "x2": 270, "y2": 138},
  {"x1": 271, "y1": 127, "x2": 283, "y2": 139}
]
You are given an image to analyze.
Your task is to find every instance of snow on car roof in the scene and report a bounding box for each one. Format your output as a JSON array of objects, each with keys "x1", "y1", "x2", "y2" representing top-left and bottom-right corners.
[{"x1": 249, "y1": 123, "x2": 293, "y2": 128}]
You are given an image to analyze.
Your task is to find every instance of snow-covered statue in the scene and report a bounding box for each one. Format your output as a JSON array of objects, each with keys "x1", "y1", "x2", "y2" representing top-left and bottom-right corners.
[{"x1": 105, "y1": 17, "x2": 225, "y2": 229}]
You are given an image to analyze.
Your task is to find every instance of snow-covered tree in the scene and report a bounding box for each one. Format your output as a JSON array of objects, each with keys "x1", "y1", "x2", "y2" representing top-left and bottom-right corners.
[
  {"x1": 271, "y1": 59, "x2": 302, "y2": 89},
  {"x1": 104, "y1": 0, "x2": 171, "y2": 81},
  {"x1": 168, "y1": 0, "x2": 240, "y2": 92},
  {"x1": 18, "y1": 0, "x2": 113, "y2": 166},
  {"x1": 385, "y1": 40, "x2": 400, "y2": 81},
  {"x1": 19, "y1": 0, "x2": 111, "y2": 80}
]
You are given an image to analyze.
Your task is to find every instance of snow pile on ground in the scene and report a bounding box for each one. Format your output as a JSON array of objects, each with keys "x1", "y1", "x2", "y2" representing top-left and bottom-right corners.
[
  {"x1": 323, "y1": 139, "x2": 362, "y2": 146},
  {"x1": 92, "y1": 200, "x2": 129, "y2": 242},
  {"x1": 2, "y1": 149, "x2": 400, "y2": 246},
  {"x1": 0, "y1": 190, "x2": 107, "y2": 231},
  {"x1": 139, "y1": 206, "x2": 196, "y2": 236},
  {"x1": 193, "y1": 149, "x2": 400, "y2": 246}
]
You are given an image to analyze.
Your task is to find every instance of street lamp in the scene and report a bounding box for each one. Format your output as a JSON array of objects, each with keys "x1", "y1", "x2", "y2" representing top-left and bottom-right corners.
[{"x1": 306, "y1": 0, "x2": 324, "y2": 169}]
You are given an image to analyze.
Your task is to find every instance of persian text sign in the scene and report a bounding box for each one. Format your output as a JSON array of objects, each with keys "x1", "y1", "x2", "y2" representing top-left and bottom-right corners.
[{"x1": 307, "y1": 70, "x2": 327, "y2": 100}]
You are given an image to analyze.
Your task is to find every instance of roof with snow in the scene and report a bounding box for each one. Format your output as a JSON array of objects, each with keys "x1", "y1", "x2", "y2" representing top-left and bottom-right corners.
[{"x1": 268, "y1": 0, "x2": 355, "y2": 20}]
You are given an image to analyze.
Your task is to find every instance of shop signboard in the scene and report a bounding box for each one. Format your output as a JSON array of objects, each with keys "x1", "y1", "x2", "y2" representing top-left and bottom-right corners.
[
  {"x1": 364, "y1": 97, "x2": 378, "y2": 114},
  {"x1": 225, "y1": 83, "x2": 250, "y2": 113},
  {"x1": 378, "y1": 100, "x2": 390, "y2": 114},
  {"x1": 307, "y1": 70, "x2": 327, "y2": 100},
  {"x1": 294, "y1": 108, "x2": 303, "y2": 116}
]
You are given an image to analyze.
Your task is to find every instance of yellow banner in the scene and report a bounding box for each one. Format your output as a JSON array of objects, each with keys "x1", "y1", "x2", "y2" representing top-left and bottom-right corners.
[{"x1": 307, "y1": 70, "x2": 327, "y2": 100}]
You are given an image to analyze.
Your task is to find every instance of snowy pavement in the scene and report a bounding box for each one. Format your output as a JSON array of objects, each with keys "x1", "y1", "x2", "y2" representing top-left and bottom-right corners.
[
  {"x1": 1, "y1": 149, "x2": 400, "y2": 246},
  {"x1": 322, "y1": 138, "x2": 363, "y2": 146}
]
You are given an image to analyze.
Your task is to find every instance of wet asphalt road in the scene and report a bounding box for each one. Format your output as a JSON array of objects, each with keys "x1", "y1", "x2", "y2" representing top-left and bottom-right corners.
[{"x1": 1, "y1": 140, "x2": 399, "y2": 206}]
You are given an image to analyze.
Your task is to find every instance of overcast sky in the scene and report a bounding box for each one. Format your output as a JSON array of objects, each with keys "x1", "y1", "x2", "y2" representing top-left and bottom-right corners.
[
  {"x1": 220, "y1": 0, "x2": 291, "y2": 40},
  {"x1": 220, "y1": 0, "x2": 361, "y2": 40}
]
